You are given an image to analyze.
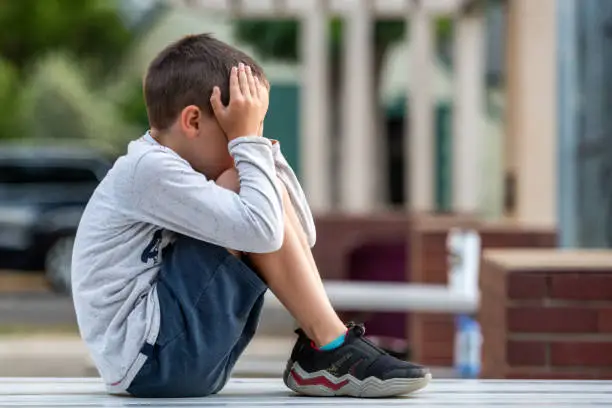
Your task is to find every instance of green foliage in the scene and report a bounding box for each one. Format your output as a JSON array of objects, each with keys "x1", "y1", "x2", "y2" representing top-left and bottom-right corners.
[
  {"x1": 116, "y1": 78, "x2": 150, "y2": 131},
  {"x1": 0, "y1": 0, "x2": 143, "y2": 146},
  {"x1": 20, "y1": 53, "x2": 138, "y2": 155},
  {"x1": 235, "y1": 20, "x2": 299, "y2": 61},
  {"x1": 0, "y1": 0, "x2": 132, "y2": 78},
  {"x1": 0, "y1": 58, "x2": 24, "y2": 140},
  {"x1": 374, "y1": 20, "x2": 405, "y2": 49},
  {"x1": 436, "y1": 17, "x2": 454, "y2": 42}
]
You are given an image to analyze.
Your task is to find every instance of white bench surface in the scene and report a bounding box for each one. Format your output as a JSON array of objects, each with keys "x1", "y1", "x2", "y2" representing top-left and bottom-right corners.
[
  {"x1": 1, "y1": 378, "x2": 609, "y2": 407},
  {"x1": 265, "y1": 282, "x2": 478, "y2": 313}
]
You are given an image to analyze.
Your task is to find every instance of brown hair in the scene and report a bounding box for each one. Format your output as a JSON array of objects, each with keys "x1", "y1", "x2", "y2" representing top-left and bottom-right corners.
[{"x1": 144, "y1": 33, "x2": 266, "y2": 130}]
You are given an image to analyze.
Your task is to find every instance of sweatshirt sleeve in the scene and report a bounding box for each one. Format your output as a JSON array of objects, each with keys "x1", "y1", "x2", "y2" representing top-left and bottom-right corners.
[
  {"x1": 128, "y1": 136, "x2": 285, "y2": 253},
  {"x1": 270, "y1": 140, "x2": 317, "y2": 247}
]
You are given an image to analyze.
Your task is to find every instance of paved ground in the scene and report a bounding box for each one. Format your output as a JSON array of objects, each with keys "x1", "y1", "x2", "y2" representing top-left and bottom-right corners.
[
  {"x1": 1, "y1": 378, "x2": 610, "y2": 407},
  {"x1": 0, "y1": 271, "x2": 48, "y2": 294},
  {"x1": 0, "y1": 293, "x2": 76, "y2": 326},
  {"x1": 0, "y1": 270, "x2": 74, "y2": 326}
]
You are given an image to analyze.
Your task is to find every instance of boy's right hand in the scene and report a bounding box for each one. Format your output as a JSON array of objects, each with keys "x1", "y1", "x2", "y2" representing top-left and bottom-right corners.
[{"x1": 210, "y1": 63, "x2": 269, "y2": 141}]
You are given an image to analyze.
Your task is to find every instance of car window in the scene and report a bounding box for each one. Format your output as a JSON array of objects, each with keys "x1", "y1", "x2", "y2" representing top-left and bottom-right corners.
[{"x1": 0, "y1": 165, "x2": 100, "y2": 184}]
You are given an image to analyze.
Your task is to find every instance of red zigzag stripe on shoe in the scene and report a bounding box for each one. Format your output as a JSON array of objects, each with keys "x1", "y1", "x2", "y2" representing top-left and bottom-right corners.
[{"x1": 290, "y1": 369, "x2": 349, "y2": 391}]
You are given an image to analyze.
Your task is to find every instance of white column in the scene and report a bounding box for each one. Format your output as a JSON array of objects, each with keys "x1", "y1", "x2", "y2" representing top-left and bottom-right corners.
[
  {"x1": 407, "y1": 5, "x2": 435, "y2": 212},
  {"x1": 299, "y1": 0, "x2": 331, "y2": 212},
  {"x1": 339, "y1": 0, "x2": 376, "y2": 213},
  {"x1": 452, "y1": 10, "x2": 485, "y2": 213},
  {"x1": 505, "y1": 0, "x2": 557, "y2": 227}
]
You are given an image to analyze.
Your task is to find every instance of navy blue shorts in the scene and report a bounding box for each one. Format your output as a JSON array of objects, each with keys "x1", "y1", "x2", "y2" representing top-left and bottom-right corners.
[{"x1": 127, "y1": 235, "x2": 267, "y2": 398}]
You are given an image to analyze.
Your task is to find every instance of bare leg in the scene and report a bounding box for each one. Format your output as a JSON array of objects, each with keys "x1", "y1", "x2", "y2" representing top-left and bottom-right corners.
[
  {"x1": 215, "y1": 168, "x2": 345, "y2": 346},
  {"x1": 282, "y1": 192, "x2": 321, "y2": 281}
]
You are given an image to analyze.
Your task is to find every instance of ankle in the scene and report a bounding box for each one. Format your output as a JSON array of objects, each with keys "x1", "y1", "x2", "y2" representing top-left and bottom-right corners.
[{"x1": 310, "y1": 322, "x2": 347, "y2": 347}]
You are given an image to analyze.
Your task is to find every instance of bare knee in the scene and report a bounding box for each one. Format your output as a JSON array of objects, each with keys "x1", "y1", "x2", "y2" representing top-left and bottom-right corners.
[{"x1": 215, "y1": 167, "x2": 240, "y2": 193}]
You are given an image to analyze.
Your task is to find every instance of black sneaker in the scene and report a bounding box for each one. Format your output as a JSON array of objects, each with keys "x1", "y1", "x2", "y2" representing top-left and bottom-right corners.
[{"x1": 283, "y1": 323, "x2": 431, "y2": 397}]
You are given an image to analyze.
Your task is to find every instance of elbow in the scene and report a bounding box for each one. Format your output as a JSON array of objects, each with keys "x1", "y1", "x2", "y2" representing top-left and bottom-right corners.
[
  {"x1": 251, "y1": 219, "x2": 285, "y2": 253},
  {"x1": 267, "y1": 225, "x2": 285, "y2": 252},
  {"x1": 308, "y1": 231, "x2": 316, "y2": 248}
]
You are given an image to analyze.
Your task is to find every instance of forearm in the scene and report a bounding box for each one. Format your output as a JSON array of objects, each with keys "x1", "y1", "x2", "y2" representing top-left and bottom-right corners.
[{"x1": 131, "y1": 138, "x2": 285, "y2": 253}]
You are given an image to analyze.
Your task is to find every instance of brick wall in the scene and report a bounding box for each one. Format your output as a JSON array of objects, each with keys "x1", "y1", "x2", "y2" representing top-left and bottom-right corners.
[
  {"x1": 409, "y1": 219, "x2": 556, "y2": 367},
  {"x1": 480, "y1": 250, "x2": 612, "y2": 379},
  {"x1": 312, "y1": 213, "x2": 412, "y2": 280}
]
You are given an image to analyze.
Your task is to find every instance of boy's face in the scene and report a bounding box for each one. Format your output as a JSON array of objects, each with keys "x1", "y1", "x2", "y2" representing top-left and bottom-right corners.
[
  {"x1": 172, "y1": 105, "x2": 234, "y2": 180},
  {"x1": 191, "y1": 115, "x2": 265, "y2": 180},
  {"x1": 194, "y1": 113, "x2": 236, "y2": 179}
]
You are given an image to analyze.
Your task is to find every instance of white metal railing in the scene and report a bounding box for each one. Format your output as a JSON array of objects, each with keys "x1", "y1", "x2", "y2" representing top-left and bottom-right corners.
[
  {"x1": 263, "y1": 229, "x2": 482, "y2": 314},
  {"x1": 264, "y1": 281, "x2": 478, "y2": 313}
]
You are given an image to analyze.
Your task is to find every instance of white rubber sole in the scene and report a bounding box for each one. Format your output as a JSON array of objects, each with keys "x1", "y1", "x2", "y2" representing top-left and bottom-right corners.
[{"x1": 284, "y1": 362, "x2": 432, "y2": 398}]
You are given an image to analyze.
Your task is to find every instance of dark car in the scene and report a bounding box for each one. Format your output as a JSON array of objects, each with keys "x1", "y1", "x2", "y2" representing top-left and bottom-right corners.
[{"x1": 0, "y1": 145, "x2": 112, "y2": 293}]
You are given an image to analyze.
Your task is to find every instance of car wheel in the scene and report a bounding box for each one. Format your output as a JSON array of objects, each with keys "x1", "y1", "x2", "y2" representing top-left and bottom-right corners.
[{"x1": 45, "y1": 235, "x2": 75, "y2": 295}]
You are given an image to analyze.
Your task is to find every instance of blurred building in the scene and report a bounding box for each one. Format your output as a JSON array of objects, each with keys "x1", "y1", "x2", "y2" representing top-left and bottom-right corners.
[
  {"x1": 142, "y1": 0, "x2": 497, "y2": 212},
  {"x1": 126, "y1": 0, "x2": 612, "y2": 248},
  {"x1": 558, "y1": 0, "x2": 612, "y2": 248}
]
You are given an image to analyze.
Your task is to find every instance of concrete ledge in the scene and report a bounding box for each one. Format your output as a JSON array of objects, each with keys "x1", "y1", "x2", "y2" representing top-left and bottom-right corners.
[
  {"x1": 4, "y1": 377, "x2": 612, "y2": 406},
  {"x1": 483, "y1": 249, "x2": 612, "y2": 270}
]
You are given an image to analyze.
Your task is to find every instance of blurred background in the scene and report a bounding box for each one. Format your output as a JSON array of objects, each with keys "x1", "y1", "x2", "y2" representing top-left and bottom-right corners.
[{"x1": 1, "y1": 0, "x2": 611, "y2": 381}]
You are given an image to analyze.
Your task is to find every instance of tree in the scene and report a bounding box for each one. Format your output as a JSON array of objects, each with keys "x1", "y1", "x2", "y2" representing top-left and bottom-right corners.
[
  {"x1": 0, "y1": 0, "x2": 136, "y2": 141},
  {"x1": 0, "y1": 58, "x2": 25, "y2": 140},
  {"x1": 20, "y1": 53, "x2": 139, "y2": 155},
  {"x1": 0, "y1": 0, "x2": 132, "y2": 79}
]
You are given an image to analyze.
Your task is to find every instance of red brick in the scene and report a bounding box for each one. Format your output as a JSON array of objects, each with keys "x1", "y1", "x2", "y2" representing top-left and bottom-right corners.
[
  {"x1": 551, "y1": 342, "x2": 612, "y2": 367},
  {"x1": 421, "y1": 251, "x2": 447, "y2": 261},
  {"x1": 550, "y1": 274, "x2": 612, "y2": 301},
  {"x1": 484, "y1": 236, "x2": 535, "y2": 248},
  {"x1": 421, "y1": 245, "x2": 447, "y2": 257},
  {"x1": 422, "y1": 356, "x2": 455, "y2": 367},
  {"x1": 422, "y1": 319, "x2": 455, "y2": 343},
  {"x1": 507, "y1": 273, "x2": 548, "y2": 299},
  {"x1": 421, "y1": 342, "x2": 454, "y2": 367},
  {"x1": 506, "y1": 341, "x2": 547, "y2": 366},
  {"x1": 595, "y1": 373, "x2": 612, "y2": 380},
  {"x1": 421, "y1": 269, "x2": 447, "y2": 284},
  {"x1": 421, "y1": 234, "x2": 446, "y2": 247},
  {"x1": 507, "y1": 307, "x2": 598, "y2": 333},
  {"x1": 599, "y1": 309, "x2": 612, "y2": 333}
]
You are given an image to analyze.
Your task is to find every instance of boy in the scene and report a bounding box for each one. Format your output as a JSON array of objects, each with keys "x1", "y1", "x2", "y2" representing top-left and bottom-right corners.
[{"x1": 72, "y1": 34, "x2": 431, "y2": 398}]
